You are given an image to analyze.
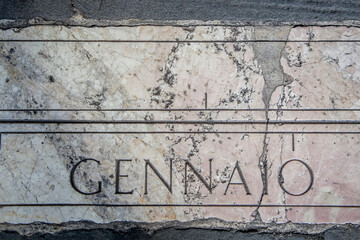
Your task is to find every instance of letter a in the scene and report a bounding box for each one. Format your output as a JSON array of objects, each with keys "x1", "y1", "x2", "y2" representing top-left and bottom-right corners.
[{"x1": 224, "y1": 161, "x2": 251, "y2": 195}]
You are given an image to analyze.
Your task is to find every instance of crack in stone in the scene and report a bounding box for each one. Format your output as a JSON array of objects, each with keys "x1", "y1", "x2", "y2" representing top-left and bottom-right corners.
[
  {"x1": 251, "y1": 115, "x2": 269, "y2": 223},
  {"x1": 250, "y1": 26, "x2": 293, "y2": 222}
]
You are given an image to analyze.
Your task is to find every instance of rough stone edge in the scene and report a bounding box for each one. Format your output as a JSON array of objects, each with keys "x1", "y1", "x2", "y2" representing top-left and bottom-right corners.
[
  {"x1": 0, "y1": 218, "x2": 352, "y2": 236},
  {"x1": 1, "y1": 17, "x2": 360, "y2": 30}
]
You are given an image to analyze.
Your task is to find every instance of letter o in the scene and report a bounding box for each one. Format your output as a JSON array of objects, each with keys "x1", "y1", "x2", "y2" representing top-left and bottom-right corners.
[{"x1": 278, "y1": 159, "x2": 314, "y2": 196}]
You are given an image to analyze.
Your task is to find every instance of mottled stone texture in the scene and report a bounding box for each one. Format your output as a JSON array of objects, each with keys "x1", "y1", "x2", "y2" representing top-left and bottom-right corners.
[
  {"x1": 0, "y1": 25, "x2": 359, "y2": 226},
  {"x1": 1, "y1": 0, "x2": 360, "y2": 233}
]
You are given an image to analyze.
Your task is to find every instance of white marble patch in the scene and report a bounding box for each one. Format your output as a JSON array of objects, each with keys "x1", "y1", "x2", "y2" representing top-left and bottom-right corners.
[{"x1": 0, "y1": 25, "x2": 359, "y2": 224}]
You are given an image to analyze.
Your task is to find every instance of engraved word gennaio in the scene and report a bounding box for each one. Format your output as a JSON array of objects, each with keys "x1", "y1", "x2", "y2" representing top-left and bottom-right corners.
[{"x1": 70, "y1": 158, "x2": 314, "y2": 197}]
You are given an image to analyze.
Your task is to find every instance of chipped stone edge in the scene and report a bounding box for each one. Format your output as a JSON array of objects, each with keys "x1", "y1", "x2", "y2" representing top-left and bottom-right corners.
[
  {"x1": 1, "y1": 17, "x2": 360, "y2": 30},
  {"x1": 0, "y1": 218, "x2": 352, "y2": 236}
]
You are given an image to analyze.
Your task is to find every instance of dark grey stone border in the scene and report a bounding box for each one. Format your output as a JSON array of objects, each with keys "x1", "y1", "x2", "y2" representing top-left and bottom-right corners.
[
  {"x1": 0, "y1": 219, "x2": 359, "y2": 239},
  {"x1": 1, "y1": 0, "x2": 360, "y2": 29}
]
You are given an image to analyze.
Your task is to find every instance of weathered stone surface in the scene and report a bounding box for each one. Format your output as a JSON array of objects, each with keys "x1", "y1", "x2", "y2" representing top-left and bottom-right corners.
[{"x1": 0, "y1": 25, "x2": 359, "y2": 224}]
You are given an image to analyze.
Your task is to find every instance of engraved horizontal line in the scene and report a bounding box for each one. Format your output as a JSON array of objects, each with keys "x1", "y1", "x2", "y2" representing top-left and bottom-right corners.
[
  {"x1": 0, "y1": 120, "x2": 359, "y2": 124},
  {"x1": 0, "y1": 39, "x2": 360, "y2": 43},
  {"x1": 1, "y1": 131, "x2": 359, "y2": 135},
  {"x1": 0, "y1": 203, "x2": 359, "y2": 208},
  {"x1": 0, "y1": 108, "x2": 359, "y2": 112}
]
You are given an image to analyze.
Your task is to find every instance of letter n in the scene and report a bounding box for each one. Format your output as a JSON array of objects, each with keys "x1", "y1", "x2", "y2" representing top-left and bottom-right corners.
[
  {"x1": 184, "y1": 159, "x2": 212, "y2": 194},
  {"x1": 144, "y1": 159, "x2": 172, "y2": 194}
]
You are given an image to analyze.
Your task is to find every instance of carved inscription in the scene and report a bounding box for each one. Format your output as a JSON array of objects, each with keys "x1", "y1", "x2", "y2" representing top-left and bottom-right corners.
[{"x1": 70, "y1": 158, "x2": 314, "y2": 197}]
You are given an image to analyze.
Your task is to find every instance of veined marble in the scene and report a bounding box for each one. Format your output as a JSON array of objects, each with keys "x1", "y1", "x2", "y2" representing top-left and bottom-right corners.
[{"x1": 0, "y1": 25, "x2": 359, "y2": 224}]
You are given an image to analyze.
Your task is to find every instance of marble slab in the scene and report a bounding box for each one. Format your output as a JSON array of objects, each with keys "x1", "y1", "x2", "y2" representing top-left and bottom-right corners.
[{"x1": 0, "y1": 25, "x2": 359, "y2": 224}]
